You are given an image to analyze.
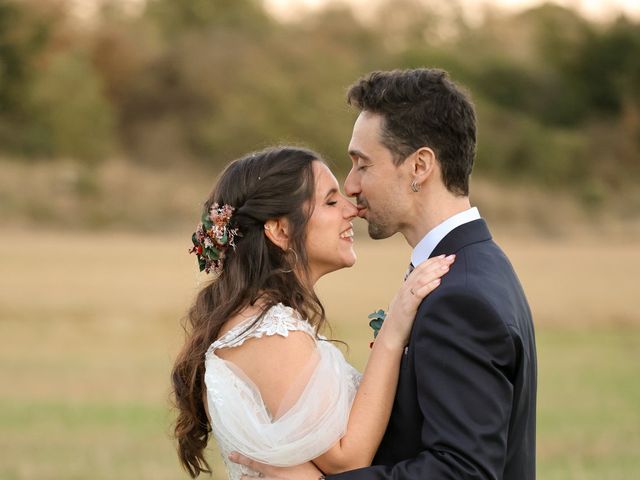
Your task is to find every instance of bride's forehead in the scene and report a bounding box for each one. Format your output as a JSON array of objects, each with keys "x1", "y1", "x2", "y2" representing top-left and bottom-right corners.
[{"x1": 312, "y1": 162, "x2": 338, "y2": 189}]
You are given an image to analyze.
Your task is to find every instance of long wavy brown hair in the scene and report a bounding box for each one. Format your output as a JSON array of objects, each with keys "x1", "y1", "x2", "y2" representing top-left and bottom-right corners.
[{"x1": 171, "y1": 146, "x2": 328, "y2": 477}]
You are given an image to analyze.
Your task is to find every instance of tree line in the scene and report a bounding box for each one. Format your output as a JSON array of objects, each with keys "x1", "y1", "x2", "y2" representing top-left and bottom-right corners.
[{"x1": 1, "y1": 0, "x2": 638, "y2": 204}]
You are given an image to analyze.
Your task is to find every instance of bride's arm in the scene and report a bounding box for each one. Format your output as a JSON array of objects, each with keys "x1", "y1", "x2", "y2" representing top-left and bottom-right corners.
[
  {"x1": 222, "y1": 255, "x2": 454, "y2": 474},
  {"x1": 312, "y1": 254, "x2": 455, "y2": 475}
]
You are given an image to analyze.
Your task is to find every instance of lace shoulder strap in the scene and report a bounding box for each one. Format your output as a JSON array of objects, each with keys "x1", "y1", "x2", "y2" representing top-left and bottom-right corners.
[{"x1": 206, "y1": 303, "x2": 316, "y2": 357}]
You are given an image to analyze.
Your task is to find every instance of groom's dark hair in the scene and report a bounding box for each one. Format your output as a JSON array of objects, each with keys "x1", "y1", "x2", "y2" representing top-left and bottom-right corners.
[{"x1": 347, "y1": 68, "x2": 476, "y2": 196}]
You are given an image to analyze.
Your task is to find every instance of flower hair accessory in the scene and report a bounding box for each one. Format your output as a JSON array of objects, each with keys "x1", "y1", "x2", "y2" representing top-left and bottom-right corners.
[{"x1": 189, "y1": 203, "x2": 241, "y2": 274}]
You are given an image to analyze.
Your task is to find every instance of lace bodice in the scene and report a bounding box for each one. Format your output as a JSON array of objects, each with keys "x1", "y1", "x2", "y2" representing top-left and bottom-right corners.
[
  {"x1": 206, "y1": 303, "x2": 317, "y2": 354},
  {"x1": 204, "y1": 303, "x2": 361, "y2": 480}
]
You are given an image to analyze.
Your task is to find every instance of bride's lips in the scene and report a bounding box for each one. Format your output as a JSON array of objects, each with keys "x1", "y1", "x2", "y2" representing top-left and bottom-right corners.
[{"x1": 339, "y1": 226, "x2": 354, "y2": 242}]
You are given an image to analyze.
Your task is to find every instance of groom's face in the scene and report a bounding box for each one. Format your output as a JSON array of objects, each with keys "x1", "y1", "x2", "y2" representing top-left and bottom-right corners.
[{"x1": 345, "y1": 112, "x2": 412, "y2": 239}]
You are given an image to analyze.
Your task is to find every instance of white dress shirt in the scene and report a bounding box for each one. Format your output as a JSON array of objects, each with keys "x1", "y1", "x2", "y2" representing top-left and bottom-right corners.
[{"x1": 410, "y1": 207, "x2": 481, "y2": 267}]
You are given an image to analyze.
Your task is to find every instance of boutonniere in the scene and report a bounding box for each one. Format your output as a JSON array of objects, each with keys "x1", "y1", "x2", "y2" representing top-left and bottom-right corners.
[{"x1": 368, "y1": 309, "x2": 387, "y2": 348}]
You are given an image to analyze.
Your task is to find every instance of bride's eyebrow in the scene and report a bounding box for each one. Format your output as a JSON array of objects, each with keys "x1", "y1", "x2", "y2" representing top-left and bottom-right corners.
[{"x1": 324, "y1": 188, "x2": 338, "y2": 199}]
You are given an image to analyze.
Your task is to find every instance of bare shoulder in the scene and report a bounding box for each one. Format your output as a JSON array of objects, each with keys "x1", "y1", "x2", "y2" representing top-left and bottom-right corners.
[
  {"x1": 216, "y1": 328, "x2": 317, "y2": 416},
  {"x1": 215, "y1": 329, "x2": 316, "y2": 365}
]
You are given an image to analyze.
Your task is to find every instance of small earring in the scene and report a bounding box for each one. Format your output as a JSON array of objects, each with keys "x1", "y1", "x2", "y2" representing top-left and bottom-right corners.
[{"x1": 410, "y1": 181, "x2": 421, "y2": 192}]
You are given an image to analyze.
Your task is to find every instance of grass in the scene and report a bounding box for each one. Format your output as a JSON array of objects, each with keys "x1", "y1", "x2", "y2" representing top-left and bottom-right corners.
[{"x1": 0, "y1": 229, "x2": 638, "y2": 479}]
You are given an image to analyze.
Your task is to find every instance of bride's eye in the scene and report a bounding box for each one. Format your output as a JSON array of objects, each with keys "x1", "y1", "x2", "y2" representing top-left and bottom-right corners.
[{"x1": 326, "y1": 200, "x2": 338, "y2": 206}]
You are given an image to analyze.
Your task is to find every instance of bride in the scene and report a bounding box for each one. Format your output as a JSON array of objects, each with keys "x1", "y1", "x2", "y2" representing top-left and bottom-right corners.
[{"x1": 171, "y1": 146, "x2": 455, "y2": 479}]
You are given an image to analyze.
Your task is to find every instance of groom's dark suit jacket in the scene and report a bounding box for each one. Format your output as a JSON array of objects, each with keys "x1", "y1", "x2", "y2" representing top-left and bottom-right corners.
[{"x1": 329, "y1": 219, "x2": 536, "y2": 480}]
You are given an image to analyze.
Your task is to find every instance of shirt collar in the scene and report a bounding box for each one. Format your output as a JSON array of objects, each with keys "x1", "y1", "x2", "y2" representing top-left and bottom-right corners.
[{"x1": 411, "y1": 207, "x2": 481, "y2": 267}]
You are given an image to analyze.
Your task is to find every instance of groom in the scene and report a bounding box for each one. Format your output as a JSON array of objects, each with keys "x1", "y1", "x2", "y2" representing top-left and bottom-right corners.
[{"x1": 233, "y1": 68, "x2": 537, "y2": 479}]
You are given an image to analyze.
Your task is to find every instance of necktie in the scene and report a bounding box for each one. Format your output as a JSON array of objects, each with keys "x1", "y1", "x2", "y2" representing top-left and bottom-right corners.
[{"x1": 404, "y1": 262, "x2": 415, "y2": 281}]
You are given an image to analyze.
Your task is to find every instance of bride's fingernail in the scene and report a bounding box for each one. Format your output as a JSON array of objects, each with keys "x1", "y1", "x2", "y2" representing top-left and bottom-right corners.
[{"x1": 446, "y1": 254, "x2": 456, "y2": 260}]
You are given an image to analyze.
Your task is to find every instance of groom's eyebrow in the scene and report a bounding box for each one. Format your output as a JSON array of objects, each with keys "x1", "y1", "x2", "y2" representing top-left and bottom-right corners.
[{"x1": 349, "y1": 149, "x2": 370, "y2": 161}]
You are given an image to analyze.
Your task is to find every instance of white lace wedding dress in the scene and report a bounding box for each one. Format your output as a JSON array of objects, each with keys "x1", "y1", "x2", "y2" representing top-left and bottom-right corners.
[{"x1": 205, "y1": 303, "x2": 362, "y2": 480}]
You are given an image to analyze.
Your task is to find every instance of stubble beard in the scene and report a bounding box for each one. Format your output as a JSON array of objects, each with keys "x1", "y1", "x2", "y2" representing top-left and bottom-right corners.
[
  {"x1": 359, "y1": 196, "x2": 398, "y2": 240},
  {"x1": 367, "y1": 213, "x2": 396, "y2": 240}
]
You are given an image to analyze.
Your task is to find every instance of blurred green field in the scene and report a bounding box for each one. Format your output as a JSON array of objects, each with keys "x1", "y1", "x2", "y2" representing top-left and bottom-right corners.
[{"x1": 1, "y1": 229, "x2": 639, "y2": 479}]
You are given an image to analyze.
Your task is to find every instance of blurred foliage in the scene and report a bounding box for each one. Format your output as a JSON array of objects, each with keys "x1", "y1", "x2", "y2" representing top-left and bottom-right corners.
[
  {"x1": 0, "y1": 0, "x2": 639, "y2": 202},
  {"x1": 30, "y1": 48, "x2": 115, "y2": 161}
]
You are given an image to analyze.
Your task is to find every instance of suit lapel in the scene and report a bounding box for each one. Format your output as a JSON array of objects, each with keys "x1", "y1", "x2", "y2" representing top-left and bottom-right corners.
[{"x1": 429, "y1": 219, "x2": 492, "y2": 259}]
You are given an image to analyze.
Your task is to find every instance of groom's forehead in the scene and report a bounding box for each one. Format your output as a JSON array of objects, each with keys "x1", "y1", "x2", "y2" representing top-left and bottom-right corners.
[
  {"x1": 349, "y1": 115, "x2": 387, "y2": 155},
  {"x1": 352, "y1": 111, "x2": 383, "y2": 136}
]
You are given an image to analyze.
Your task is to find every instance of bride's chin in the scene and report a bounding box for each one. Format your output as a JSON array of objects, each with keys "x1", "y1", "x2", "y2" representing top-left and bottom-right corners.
[
  {"x1": 316, "y1": 257, "x2": 357, "y2": 279},
  {"x1": 336, "y1": 256, "x2": 357, "y2": 271},
  {"x1": 345, "y1": 254, "x2": 357, "y2": 267}
]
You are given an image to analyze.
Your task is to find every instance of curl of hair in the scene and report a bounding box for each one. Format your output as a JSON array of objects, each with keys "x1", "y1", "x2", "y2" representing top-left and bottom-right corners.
[
  {"x1": 347, "y1": 68, "x2": 476, "y2": 196},
  {"x1": 171, "y1": 146, "x2": 327, "y2": 477}
]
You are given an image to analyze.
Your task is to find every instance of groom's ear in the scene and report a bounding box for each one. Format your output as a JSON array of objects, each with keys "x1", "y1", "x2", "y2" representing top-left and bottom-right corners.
[
  {"x1": 412, "y1": 147, "x2": 437, "y2": 185},
  {"x1": 263, "y1": 217, "x2": 290, "y2": 251}
]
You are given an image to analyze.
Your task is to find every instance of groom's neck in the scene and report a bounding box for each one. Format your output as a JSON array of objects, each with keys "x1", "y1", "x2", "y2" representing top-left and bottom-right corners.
[{"x1": 402, "y1": 194, "x2": 471, "y2": 248}]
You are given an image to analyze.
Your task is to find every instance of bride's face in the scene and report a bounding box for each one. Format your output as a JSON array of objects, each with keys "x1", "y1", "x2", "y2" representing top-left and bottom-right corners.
[{"x1": 304, "y1": 161, "x2": 357, "y2": 283}]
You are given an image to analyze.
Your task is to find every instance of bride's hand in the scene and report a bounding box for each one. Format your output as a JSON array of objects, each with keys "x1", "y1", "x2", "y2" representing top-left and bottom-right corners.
[
  {"x1": 378, "y1": 254, "x2": 456, "y2": 349},
  {"x1": 229, "y1": 452, "x2": 321, "y2": 480}
]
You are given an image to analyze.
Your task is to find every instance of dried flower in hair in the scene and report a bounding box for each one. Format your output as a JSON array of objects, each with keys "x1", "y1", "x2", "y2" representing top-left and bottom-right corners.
[{"x1": 189, "y1": 203, "x2": 241, "y2": 274}]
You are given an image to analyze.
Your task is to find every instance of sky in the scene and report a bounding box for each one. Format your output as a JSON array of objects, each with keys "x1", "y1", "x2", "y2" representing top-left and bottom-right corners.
[
  {"x1": 265, "y1": 0, "x2": 640, "y2": 22},
  {"x1": 69, "y1": 0, "x2": 640, "y2": 23}
]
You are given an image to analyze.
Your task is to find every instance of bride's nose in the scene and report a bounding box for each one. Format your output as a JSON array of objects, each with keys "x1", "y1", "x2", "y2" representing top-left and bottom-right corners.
[{"x1": 343, "y1": 199, "x2": 357, "y2": 219}]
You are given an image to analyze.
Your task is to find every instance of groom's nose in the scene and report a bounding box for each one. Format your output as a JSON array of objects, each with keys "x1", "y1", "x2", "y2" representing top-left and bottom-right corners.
[{"x1": 344, "y1": 167, "x2": 359, "y2": 198}]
